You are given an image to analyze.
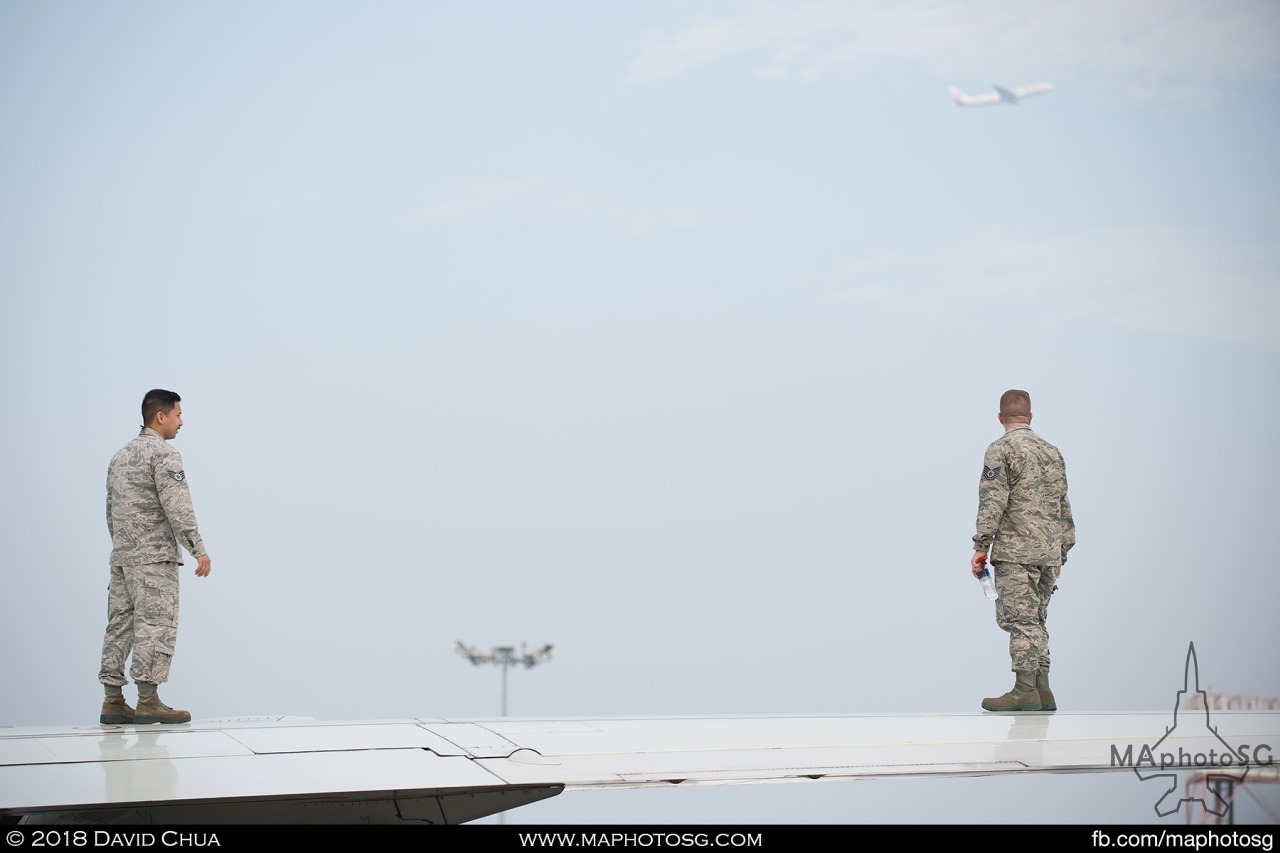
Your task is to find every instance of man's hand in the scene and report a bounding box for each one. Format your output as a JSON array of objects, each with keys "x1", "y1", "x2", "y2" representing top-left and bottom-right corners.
[
  {"x1": 970, "y1": 551, "x2": 988, "y2": 578},
  {"x1": 195, "y1": 554, "x2": 212, "y2": 578}
]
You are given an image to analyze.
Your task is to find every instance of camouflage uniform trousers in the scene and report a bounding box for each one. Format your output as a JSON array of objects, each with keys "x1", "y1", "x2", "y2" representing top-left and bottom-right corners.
[
  {"x1": 992, "y1": 561, "x2": 1057, "y2": 673},
  {"x1": 98, "y1": 561, "x2": 180, "y2": 686}
]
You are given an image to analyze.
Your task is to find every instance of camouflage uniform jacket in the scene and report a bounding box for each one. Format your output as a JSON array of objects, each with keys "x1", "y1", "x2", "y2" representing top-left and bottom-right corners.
[
  {"x1": 973, "y1": 423, "x2": 1075, "y2": 566},
  {"x1": 106, "y1": 427, "x2": 207, "y2": 567}
]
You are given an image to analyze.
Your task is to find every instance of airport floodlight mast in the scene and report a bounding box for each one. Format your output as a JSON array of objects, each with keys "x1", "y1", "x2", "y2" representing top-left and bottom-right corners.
[
  {"x1": 452, "y1": 641, "x2": 554, "y2": 826},
  {"x1": 453, "y1": 640, "x2": 555, "y2": 717}
]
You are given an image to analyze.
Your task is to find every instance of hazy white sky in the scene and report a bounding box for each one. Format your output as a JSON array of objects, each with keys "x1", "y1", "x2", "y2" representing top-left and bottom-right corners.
[{"x1": 2, "y1": 0, "x2": 1277, "y2": 825}]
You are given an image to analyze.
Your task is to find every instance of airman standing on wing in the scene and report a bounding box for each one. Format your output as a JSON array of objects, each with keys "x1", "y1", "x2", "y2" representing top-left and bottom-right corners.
[
  {"x1": 970, "y1": 389, "x2": 1075, "y2": 712},
  {"x1": 99, "y1": 389, "x2": 212, "y2": 725}
]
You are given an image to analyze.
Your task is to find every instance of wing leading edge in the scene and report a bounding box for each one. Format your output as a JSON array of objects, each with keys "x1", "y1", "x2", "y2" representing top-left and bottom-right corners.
[{"x1": 3, "y1": 711, "x2": 1277, "y2": 824}]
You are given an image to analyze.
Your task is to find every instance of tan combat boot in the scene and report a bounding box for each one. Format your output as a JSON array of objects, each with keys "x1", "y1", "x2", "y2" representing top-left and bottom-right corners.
[
  {"x1": 981, "y1": 670, "x2": 1043, "y2": 712},
  {"x1": 1036, "y1": 667, "x2": 1056, "y2": 711},
  {"x1": 100, "y1": 690, "x2": 135, "y2": 725},
  {"x1": 134, "y1": 682, "x2": 192, "y2": 724}
]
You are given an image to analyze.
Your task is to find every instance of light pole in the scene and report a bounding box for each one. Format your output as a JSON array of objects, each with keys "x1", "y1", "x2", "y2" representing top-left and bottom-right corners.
[
  {"x1": 453, "y1": 640, "x2": 555, "y2": 825},
  {"x1": 453, "y1": 640, "x2": 555, "y2": 717}
]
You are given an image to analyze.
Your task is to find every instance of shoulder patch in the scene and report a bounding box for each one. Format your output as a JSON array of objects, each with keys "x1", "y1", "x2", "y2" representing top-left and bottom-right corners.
[
  {"x1": 167, "y1": 470, "x2": 186, "y2": 482},
  {"x1": 982, "y1": 465, "x2": 1002, "y2": 481}
]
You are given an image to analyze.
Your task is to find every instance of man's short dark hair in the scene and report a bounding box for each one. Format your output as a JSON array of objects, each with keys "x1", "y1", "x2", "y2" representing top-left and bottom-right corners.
[
  {"x1": 142, "y1": 389, "x2": 182, "y2": 425},
  {"x1": 1000, "y1": 389, "x2": 1031, "y2": 419}
]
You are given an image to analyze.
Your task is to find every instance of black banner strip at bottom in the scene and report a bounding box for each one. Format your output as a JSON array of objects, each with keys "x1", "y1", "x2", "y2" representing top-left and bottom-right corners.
[{"x1": 5, "y1": 825, "x2": 1275, "y2": 851}]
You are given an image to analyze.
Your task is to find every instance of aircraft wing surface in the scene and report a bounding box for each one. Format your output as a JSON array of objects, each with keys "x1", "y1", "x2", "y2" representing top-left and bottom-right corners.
[{"x1": 3, "y1": 711, "x2": 1277, "y2": 824}]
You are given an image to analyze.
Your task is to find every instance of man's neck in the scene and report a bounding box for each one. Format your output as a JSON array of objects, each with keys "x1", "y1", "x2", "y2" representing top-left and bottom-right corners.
[{"x1": 1000, "y1": 416, "x2": 1031, "y2": 432}]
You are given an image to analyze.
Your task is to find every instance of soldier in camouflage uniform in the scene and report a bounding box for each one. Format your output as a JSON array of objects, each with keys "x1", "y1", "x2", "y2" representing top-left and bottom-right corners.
[
  {"x1": 970, "y1": 389, "x2": 1074, "y2": 712},
  {"x1": 99, "y1": 389, "x2": 212, "y2": 725}
]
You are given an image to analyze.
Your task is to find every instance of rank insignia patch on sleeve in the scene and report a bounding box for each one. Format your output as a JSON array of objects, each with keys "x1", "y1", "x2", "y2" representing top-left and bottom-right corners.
[
  {"x1": 982, "y1": 465, "x2": 1002, "y2": 481},
  {"x1": 167, "y1": 470, "x2": 186, "y2": 482}
]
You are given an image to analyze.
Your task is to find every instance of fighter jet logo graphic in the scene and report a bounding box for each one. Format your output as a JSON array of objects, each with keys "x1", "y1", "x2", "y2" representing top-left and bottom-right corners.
[{"x1": 1134, "y1": 643, "x2": 1249, "y2": 819}]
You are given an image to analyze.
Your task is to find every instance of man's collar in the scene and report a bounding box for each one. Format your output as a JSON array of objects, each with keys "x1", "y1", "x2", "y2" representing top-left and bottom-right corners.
[
  {"x1": 1006, "y1": 422, "x2": 1032, "y2": 432},
  {"x1": 139, "y1": 427, "x2": 165, "y2": 439}
]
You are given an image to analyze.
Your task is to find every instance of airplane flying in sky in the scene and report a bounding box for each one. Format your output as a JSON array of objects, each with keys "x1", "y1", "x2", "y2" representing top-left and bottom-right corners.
[
  {"x1": 3, "y1": 709, "x2": 1277, "y2": 824},
  {"x1": 950, "y1": 82, "x2": 1053, "y2": 107}
]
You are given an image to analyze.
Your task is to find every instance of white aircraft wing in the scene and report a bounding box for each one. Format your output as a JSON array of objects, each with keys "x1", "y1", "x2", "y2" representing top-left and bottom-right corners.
[{"x1": 4, "y1": 710, "x2": 1277, "y2": 824}]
